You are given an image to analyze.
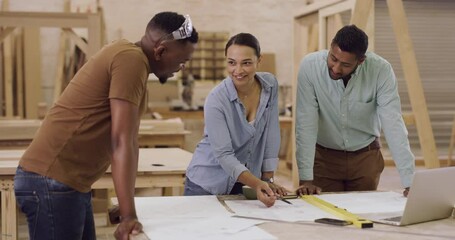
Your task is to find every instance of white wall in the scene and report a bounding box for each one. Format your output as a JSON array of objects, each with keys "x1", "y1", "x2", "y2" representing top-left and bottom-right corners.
[
  {"x1": 103, "y1": 0, "x2": 302, "y2": 86},
  {"x1": 3, "y1": 0, "x2": 305, "y2": 107}
]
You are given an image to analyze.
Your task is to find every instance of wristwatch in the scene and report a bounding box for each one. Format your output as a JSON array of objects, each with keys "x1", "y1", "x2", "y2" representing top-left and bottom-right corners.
[{"x1": 263, "y1": 177, "x2": 274, "y2": 183}]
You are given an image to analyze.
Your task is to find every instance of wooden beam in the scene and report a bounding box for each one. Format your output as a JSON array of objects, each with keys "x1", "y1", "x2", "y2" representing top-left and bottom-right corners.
[
  {"x1": 318, "y1": 0, "x2": 355, "y2": 50},
  {"x1": 15, "y1": 29, "x2": 24, "y2": 117},
  {"x1": 308, "y1": 23, "x2": 319, "y2": 53},
  {"x1": 365, "y1": 0, "x2": 375, "y2": 51},
  {"x1": 350, "y1": 0, "x2": 374, "y2": 30},
  {"x1": 386, "y1": 0, "x2": 439, "y2": 168},
  {"x1": 87, "y1": 14, "x2": 102, "y2": 58},
  {"x1": 62, "y1": 28, "x2": 88, "y2": 54},
  {"x1": 2, "y1": 1, "x2": 13, "y2": 118},
  {"x1": 0, "y1": 40, "x2": 3, "y2": 116},
  {"x1": 350, "y1": 0, "x2": 375, "y2": 51},
  {"x1": 0, "y1": 27, "x2": 15, "y2": 43},
  {"x1": 402, "y1": 112, "x2": 415, "y2": 126},
  {"x1": 23, "y1": 27, "x2": 42, "y2": 119},
  {"x1": 0, "y1": 12, "x2": 96, "y2": 28},
  {"x1": 3, "y1": 36, "x2": 13, "y2": 117},
  {"x1": 294, "y1": 0, "x2": 344, "y2": 18},
  {"x1": 53, "y1": 0, "x2": 72, "y2": 102},
  {"x1": 53, "y1": 31, "x2": 67, "y2": 102},
  {"x1": 448, "y1": 118, "x2": 455, "y2": 166},
  {"x1": 326, "y1": 14, "x2": 344, "y2": 46}
]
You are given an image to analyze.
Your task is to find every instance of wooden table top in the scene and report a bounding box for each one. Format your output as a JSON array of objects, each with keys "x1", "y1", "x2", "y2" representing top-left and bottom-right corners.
[
  {"x1": 0, "y1": 148, "x2": 192, "y2": 175},
  {"x1": 0, "y1": 119, "x2": 189, "y2": 141}
]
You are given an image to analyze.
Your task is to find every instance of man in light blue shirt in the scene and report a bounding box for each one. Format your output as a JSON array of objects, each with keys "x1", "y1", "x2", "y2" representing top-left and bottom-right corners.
[{"x1": 295, "y1": 25, "x2": 415, "y2": 197}]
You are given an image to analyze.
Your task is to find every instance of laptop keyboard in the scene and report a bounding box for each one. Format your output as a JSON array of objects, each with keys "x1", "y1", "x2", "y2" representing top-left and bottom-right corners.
[{"x1": 383, "y1": 216, "x2": 402, "y2": 222}]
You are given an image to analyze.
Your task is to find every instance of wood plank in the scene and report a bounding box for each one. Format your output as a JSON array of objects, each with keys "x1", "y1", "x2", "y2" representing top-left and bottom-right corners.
[
  {"x1": 448, "y1": 118, "x2": 455, "y2": 166},
  {"x1": 257, "y1": 53, "x2": 276, "y2": 75},
  {"x1": 1, "y1": 179, "x2": 17, "y2": 240},
  {"x1": 52, "y1": 1, "x2": 71, "y2": 103},
  {"x1": 87, "y1": 14, "x2": 102, "y2": 58},
  {"x1": 15, "y1": 29, "x2": 24, "y2": 117},
  {"x1": 308, "y1": 23, "x2": 319, "y2": 53},
  {"x1": 294, "y1": 0, "x2": 344, "y2": 18},
  {"x1": 53, "y1": 31, "x2": 67, "y2": 102},
  {"x1": 402, "y1": 112, "x2": 415, "y2": 126},
  {"x1": 2, "y1": 30, "x2": 13, "y2": 117},
  {"x1": 350, "y1": 0, "x2": 374, "y2": 30},
  {"x1": 23, "y1": 27, "x2": 42, "y2": 119},
  {"x1": 326, "y1": 14, "x2": 343, "y2": 45},
  {"x1": 386, "y1": 0, "x2": 439, "y2": 168},
  {"x1": 0, "y1": 0, "x2": 6, "y2": 116},
  {"x1": 62, "y1": 28, "x2": 88, "y2": 54},
  {"x1": 1, "y1": 0, "x2": 13, "y2": 118},
  {"x1": 318, "y1": 0, "x2": 355, "y2": 50},
  {"x1": 350, "y1": 0, "x2": 375, "y2": 51},
  {"x1": 0, "y1": 41, "x2": 3, "y2": 116},
  {"x1": 0, "y1": 12, "x2": 95, "y2": 28},
  {"x1": 0, "y1": 27, "x2": 15, "y2": 43}
]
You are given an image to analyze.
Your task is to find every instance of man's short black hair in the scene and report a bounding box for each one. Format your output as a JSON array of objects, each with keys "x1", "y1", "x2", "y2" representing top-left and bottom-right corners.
[
  {"x1": 332, "y1": 25, "x2": 368, "y2": 59},
  {"x1": 147, "y1": 11, "x2": 198, "y2": 44}
]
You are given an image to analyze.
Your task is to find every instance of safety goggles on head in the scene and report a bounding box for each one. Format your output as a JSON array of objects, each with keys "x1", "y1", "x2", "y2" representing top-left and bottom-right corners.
[{"x1": 171, "y1": 14, "x2": 193, "y2": 40}]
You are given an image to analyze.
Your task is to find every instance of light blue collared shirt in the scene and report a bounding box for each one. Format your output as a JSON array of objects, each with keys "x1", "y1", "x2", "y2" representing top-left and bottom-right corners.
[
  {"x1": 296, "y1": 50, "x2": 415, "y2": 188},
  {"x1": 186, "y1": 72, "x2": 281, "y2": 195}
]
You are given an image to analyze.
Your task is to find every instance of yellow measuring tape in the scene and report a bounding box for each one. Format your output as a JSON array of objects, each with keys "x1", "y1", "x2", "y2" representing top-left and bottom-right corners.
[{"x1": 301, "y1": 195, "x2": 374, "y2": 229}]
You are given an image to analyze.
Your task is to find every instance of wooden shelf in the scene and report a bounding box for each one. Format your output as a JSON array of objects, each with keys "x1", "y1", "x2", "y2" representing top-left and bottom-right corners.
[{"x1": 188, "y1": 31, "x2": 229, "y2": 81}]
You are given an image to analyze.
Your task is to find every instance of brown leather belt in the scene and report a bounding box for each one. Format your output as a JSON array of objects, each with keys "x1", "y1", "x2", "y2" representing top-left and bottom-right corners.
[{"x1": 316, "y1": 138, "x2": 380, "y2": 154}]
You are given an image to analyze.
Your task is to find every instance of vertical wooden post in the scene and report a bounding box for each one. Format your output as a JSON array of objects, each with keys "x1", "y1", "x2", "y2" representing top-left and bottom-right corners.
[
  {"x1": 386, "y1": 0, "x2": 439, "y2": 168},
  {"x1": 350, "y1": 0, "x2": 375, "y2": 51},
  {"x1": 350, "y1": 0, "x2": 374, "y2": 30},
  {"x1": 53, "y1": 0, "x2": 71, "y2": 102},
  {"x1": 23, "y1": 27, "x2": 42, "y2": 119},
  {"x1": 15, "y1": 28, "x2": 24, "y2": 117},
  {"x1": 1, "y1": 180, "x2": 17, "y2": 240},
  {"x1": 1, "y1": 0, "x2": 14, "y2": 117},
  {"x1": 448, "y1": 118, "x2": 455, "y2": 166},
  {"x1": 87, "y1": 13, "x2": 102, "y2": 58}
]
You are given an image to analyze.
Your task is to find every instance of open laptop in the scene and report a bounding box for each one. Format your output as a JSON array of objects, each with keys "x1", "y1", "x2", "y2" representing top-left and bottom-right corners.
[{"x1": 367, "y1": 167, "x2": 455, "y2": 226}]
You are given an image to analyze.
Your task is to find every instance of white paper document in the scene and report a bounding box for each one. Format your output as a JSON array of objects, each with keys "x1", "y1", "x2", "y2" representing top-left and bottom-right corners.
[
  {"x1": 318, "y1": 191, "x2": 406, "y2": 214},
  {"x1": 225, "y1": 198, "x2": 334, "y2": 222},
  {"x1": 135, "y1": 195, "x2": 276, "y2": 240},
  {"x1": 134, "y1": 192, "x2": 407, "y2": 239},
  {"x1": 141, "y1": 216, "x2": 276, "y2": 240},
  {"x1": 135, "y1": 195, "x2": 232, "y2": 220},
  {"x1": 225, "y1": 191, "x2": 407, "y2": 222}
]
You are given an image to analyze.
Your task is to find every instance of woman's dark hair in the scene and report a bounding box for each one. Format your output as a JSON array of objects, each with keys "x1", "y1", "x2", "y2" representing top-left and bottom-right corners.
[
  {"x1": 331, "y1": 24, "x2": 368, "y2": 59},
  {"x1": 146, "y1": 11, "x2": 198, "y2": 44},
  {"x1": 225, "y1": 33, "x2": 261, "y2": 57}
]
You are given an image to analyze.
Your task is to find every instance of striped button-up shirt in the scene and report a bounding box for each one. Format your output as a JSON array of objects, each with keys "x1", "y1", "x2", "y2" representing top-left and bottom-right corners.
[
  {"x1": 296, "y1": 50, "x2": 415, "y2": 188},
  {"x1": 186, "y1": 72, "x2": 281, "y2": 194}
]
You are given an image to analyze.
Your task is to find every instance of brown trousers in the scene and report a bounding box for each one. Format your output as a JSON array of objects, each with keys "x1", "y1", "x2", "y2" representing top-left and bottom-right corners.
[{"x1": 314, "y1": 141, "x2": 384, "y2": 192}]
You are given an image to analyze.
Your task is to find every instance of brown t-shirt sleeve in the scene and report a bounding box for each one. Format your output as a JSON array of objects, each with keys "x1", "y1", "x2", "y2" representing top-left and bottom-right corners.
[{"x1": 109, "y1": 49, "x2": 149, "y2": 105}]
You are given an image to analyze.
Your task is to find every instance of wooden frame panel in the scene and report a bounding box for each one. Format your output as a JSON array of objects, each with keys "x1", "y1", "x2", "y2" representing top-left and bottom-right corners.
[
  {"x1": 0, "y1": 11, "x2": 102, "y2": 58},
  {"x1": 0, "y1": 11, "x2": 103, "y2": 118}
]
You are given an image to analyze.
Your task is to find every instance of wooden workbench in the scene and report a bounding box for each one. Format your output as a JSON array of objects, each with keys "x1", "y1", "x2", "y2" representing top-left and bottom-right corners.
[
  {"x1": 130, "y1": 194, "x2": 455, "y2": 240},
  {"x1": 0, "y1": 148, "x2": 192, "y2": 240},
  {"x1": 0, "y1": 119, "x2": 189, "y2": 149}
]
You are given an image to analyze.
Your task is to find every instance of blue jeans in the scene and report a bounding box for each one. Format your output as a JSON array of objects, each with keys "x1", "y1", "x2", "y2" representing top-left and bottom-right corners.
[
  {"x1": 183, "y1": 177, "x2": 244, "y2": 195},
  {"x1": 184, "y1": 177, "x2": 212, "y2": 195},
  {"x1": 14, "y1": 167, "x2": 96, "y2": 240}
]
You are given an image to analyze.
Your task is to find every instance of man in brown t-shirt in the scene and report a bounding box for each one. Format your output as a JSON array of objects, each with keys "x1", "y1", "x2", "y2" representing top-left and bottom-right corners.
[{"x1": 14, "y1": 11, "x2": 198, "y2": 240}]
